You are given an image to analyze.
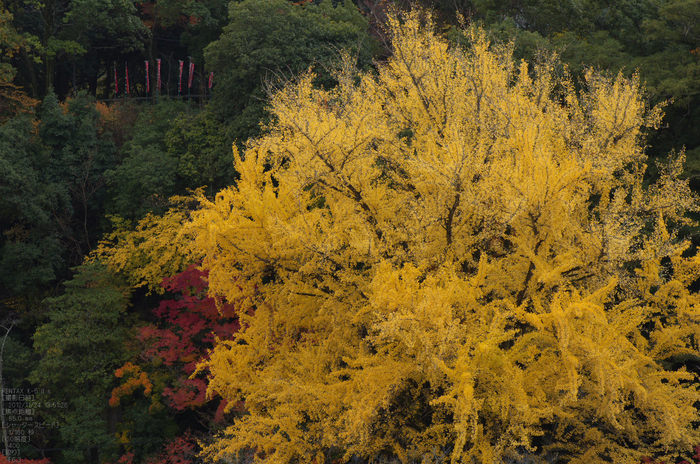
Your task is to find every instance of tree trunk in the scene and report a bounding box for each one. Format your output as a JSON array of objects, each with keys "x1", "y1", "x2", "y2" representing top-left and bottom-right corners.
[
  {"x1": 104, "y1": 60, "x2": 112, "y2": 100},
  {"x1": 20, "y1": 47, "x2": 39, "y2": 98}
]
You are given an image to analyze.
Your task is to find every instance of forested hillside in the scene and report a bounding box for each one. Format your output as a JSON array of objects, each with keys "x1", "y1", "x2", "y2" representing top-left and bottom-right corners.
[{"x1": 1, "y1": 1, "x2": 700, "y2": 463}]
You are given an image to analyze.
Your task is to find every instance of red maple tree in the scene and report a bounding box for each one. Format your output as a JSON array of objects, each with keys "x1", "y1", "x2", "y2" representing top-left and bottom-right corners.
[{"x1": 111, "y1": 264, "x2": 244, "y2": 443}]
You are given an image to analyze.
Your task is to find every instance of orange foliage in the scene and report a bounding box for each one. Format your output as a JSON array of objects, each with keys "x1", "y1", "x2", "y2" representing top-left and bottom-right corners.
[
  {"x1": 0, "y1": 82, "x2": 38, "y2": 124},
  {"x1": 93, "y1": 100, "x2": 139, "y2": 149},
  {"x1": 110, "y1": 362, "x2": 154, "y2": 407},
  {"x1": 0, "y1": 1, "x2": 38, "y2": 122}
]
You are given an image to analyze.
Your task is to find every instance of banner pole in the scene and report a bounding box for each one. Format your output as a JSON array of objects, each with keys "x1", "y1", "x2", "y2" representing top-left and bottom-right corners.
[
  {"x1": 178, "y1": 60, "x2": 183, "y2": 99},
  {"x1": 187, "y1": 57, "x2": 192, "y2": 103},
  {"x1": 145, "y1": 60, "x2": 150, "y2": 102},
  {"x1": 156, "y1": 58, "x2": 161, "y2": 100},
  {"x1": 114, "y1": 61, "x2": 118, "y2": 98}
]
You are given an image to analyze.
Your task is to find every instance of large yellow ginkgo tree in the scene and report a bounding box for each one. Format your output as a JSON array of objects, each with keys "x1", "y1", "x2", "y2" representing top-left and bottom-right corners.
[{"x1": 190, "y1": 11, "x2": 700, "y2": 464}]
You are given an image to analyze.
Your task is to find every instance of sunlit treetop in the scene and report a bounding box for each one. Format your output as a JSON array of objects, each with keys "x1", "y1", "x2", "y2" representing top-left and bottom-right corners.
[
  {"x1": 92, "y1": 191, "x2": 203, "y2": 293},
  {"x1": 190, "y1": 10, "x2": 700, "y2": 464}
]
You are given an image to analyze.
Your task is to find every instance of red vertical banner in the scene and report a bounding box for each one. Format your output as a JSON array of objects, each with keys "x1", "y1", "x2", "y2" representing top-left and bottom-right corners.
[
  {"x1": 114, "y1": 64, "x2": 118, "y2": 95},
  {"x1": 188, "y1": 61, "x2": 195, "y2": 88},
  {"x1": 157, "y1": 58, "x2": 161, "y2": 92},
  {"x1": 125, "y1": 63, "x2": 130, "y2": 95},
  {"x1": 145, "y1": 60, "x2": 150, "y2": 92},
  {"x1": 178, "y1": 60, "x2": 184, "y2": 93},
  {"x1": 208, "y1": 72, "x2": 213, "y2": 89}
]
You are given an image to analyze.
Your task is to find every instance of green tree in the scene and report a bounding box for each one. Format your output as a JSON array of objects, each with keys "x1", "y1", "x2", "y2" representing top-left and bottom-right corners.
[
  {"x1": 0, "y1": 113, "x2": 66, "y2": 302},
  {"x1": 30, "y1": 263, "x2": 132, "y2": 464},
  {"x1": 0, "y1": 313, "x2": 46, "y2": 460},
  {"x1": 204, "y1": 0, "x2": 375, "y2": 143},
  {"x1": 4, "y1": 0, "x2": 147, "y2": 98},
  {"x1": 638, "y1": 0, "x2": 700, "y2": 170},
  {"x1": 0, "y1": 0, "x2": 37, "y2": 121},
  {"x1": 38, "y1": 92, "x2": 118, "y2": 257},
  {"x1": 0, "y1": 92, "x2": 118, "y2": 319},
  {"x1": 166, "y1": 110, "x2": 237, "y2": 195},
  {"x1": 106, "y1": 100, "x2": 186, "y2": 221},
  {"x1": 107, "y1": 101, "x2": 238, "y2": 221}
]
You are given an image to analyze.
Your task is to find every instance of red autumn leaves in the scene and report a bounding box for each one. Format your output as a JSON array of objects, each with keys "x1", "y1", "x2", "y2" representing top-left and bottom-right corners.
[{"x1": 110, "y1": 264, "x2": 239, "y2": 419}]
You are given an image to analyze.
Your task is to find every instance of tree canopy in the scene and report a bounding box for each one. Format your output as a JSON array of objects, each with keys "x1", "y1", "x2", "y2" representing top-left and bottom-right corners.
[
  {"x1": 189, "y1": 11, "x2": 700, "y2": 464},
  {"x1": 204, "y1": 0, "x2": 375, "y2": 142},
  {"x1": 5, "y1": 1, "x2": 700, "y2": 463},
  {"x1": 30, "y1": 263, "x2": 131, "y2": 464}
]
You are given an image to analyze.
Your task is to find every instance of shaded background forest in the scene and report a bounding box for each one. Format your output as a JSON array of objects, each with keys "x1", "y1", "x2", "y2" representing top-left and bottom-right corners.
[{"x1": 1, "y1": 0, "x2": 699, "y2": 462}]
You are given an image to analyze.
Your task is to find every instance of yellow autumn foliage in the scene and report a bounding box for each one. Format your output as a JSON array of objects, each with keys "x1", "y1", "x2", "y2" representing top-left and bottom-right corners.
[
  {"x1": 91, "y1": 192, "x2": 203, "y2": 293},
  {"x1": 191, "y1": 12, "x2": 700, "y2": 464}
]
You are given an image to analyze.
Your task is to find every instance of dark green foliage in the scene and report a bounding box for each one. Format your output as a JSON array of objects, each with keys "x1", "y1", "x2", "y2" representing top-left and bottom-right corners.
[
  {"x1": 107, "y1": 100, "x2": 239, "y2": 220},
  {"x1": 4, "y1": 0, "x2": 148, "y2": 98},
  {"x1": 38, "y1": 92, "x2": 118, "y2": 254},
  {"x1": 0, "y1": 113, "x2": 67, "y2": 297},
  {"x1": 205, "y1": 0, "x2": 375, "y2": 142},
  {"x1": 29, "y1": 263, "x2": 132, "y2": 464},
  {"x1": 106, "y1": 101, "x2": 186, "y2": 221},
  {"x1": 114, "y1": 394, "x2": 181, "y2": 463},
  {"x1": 0, "y1": 327, "x2": 44, "y2": 461},
  {"x1": 167, "y1": 110, "x2": 237, "y2": 194},
  {"x1": 1, "y1": 331, "x2": 34, "y2": 389},
  {"x1": 177, "y1": 0, "x2": 230, "y2": 66}
]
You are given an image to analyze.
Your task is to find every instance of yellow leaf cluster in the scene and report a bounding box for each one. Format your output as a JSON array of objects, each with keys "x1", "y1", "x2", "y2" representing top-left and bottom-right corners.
[
  {"x1": 91, "y1": 193, "x2": 203, "y2": 293},
  {"x1": 191, "y1": 12, "x2": 700, "y2": 464}
]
